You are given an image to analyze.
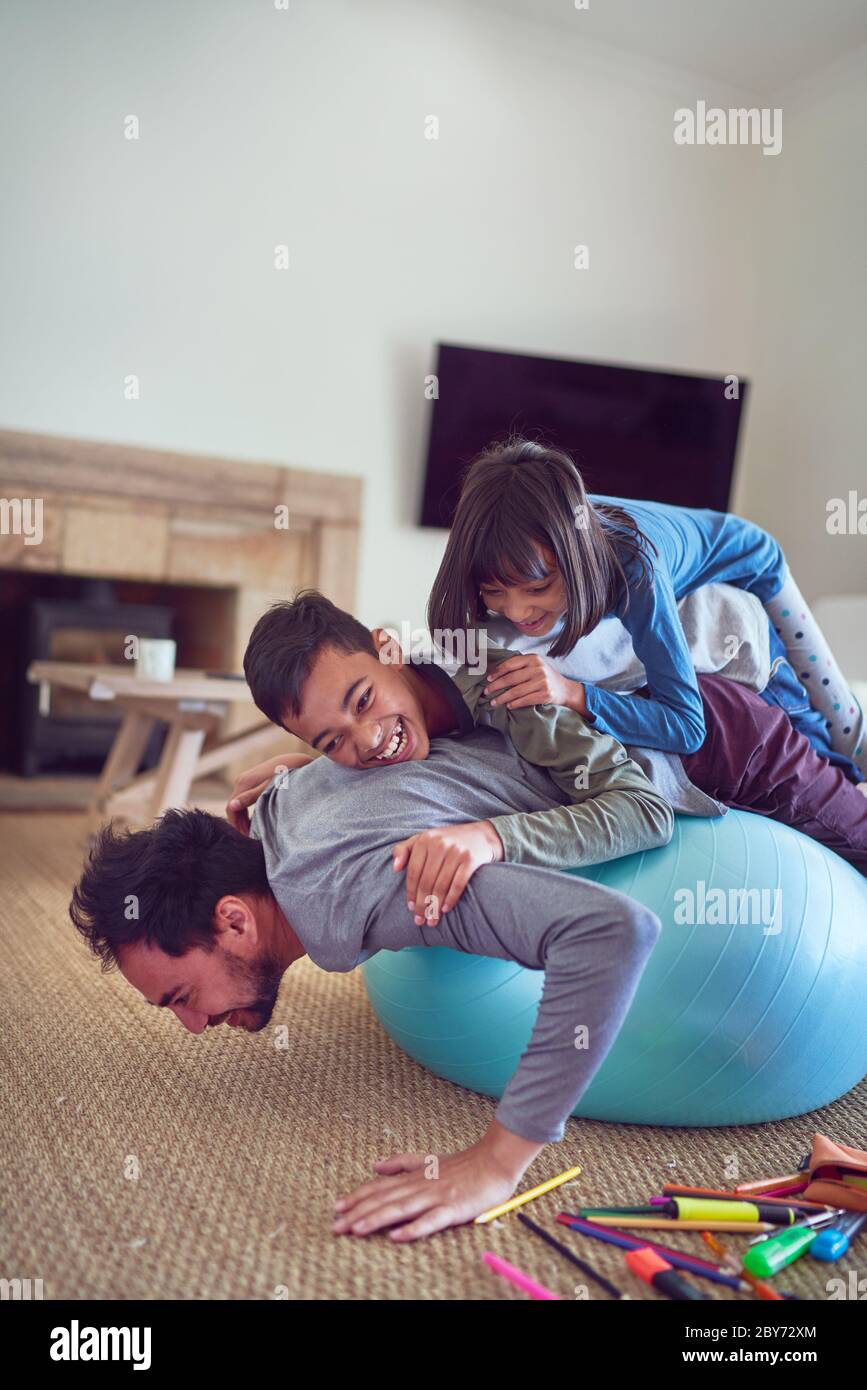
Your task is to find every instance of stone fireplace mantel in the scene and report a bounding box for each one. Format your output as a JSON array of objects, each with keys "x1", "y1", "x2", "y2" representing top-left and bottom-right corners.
[
  {"x1": 0, "y1": 429, "x2": 363, "y2": 786},
  {"x1": 0, "y1": 427, "x2": 363, "y2": 671}
]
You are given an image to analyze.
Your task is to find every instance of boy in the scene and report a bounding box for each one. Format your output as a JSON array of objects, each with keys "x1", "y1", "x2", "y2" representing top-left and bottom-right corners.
[{"x1": 236, "y1": 593, "x2": 867, "y2": 902}]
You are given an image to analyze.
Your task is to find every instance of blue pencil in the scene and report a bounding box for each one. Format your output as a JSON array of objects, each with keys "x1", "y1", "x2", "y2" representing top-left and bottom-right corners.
[{"x1": 557, "y1": 1215, "x2": 747, "y2": 1292}]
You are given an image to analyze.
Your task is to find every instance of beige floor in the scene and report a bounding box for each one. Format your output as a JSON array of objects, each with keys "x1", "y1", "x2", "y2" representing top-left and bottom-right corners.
[
  {"x1": 0, "y1": 771, "x2": 230, "y2": 814},
  {"x1": 2, "y1": 810, "x2": 865, "y2": 1301}
]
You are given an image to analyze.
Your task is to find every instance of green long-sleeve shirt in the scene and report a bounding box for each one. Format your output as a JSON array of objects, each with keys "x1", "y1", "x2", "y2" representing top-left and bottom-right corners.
[{"x1": 448, "y1": 645, "x2": 675, "y2": 868}]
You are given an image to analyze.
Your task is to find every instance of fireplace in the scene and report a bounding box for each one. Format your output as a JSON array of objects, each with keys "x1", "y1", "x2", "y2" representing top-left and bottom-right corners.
[
  {"x1": 19, "y1": 579, "x2": 172, "y2": 775},
  {"x1": 1, "y1": 571, "x2": 238, "y2": 777},
  {"x1": 0, "y1": 426, "x2": 362, "y2": 800}
]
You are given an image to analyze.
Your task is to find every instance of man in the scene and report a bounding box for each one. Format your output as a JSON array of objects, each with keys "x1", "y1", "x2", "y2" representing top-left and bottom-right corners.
[{"x1": 71, "y1": 696, "x2": 669, "y2": 1239}]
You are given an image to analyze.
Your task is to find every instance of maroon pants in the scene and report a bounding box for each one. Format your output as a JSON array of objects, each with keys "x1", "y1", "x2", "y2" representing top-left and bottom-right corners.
[{"x1": 678, "y1": 674, "x2": 867, "y2": 876}]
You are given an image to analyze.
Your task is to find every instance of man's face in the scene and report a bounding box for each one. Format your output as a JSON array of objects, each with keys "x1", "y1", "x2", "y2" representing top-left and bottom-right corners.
[
  {"x1": 118, "y1": 898, "x2": 286, "y2": 1036},
  {"x1": 285, "y1": 643, "x2": 431, "y2": 769}
]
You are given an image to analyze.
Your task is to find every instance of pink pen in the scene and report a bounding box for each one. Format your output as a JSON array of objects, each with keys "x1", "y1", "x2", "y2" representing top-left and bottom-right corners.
[
  {"x1": 483, "y1": 1252, "x2": 562, "y2": 1300},
  {"x1": 754, "y1": 1183, "x2": 810, "y2": 1198}
]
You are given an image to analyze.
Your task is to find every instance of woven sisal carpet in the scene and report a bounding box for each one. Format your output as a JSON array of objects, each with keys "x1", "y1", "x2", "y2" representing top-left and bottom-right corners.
[{"x1": 2, "y1": 812, "x2": 865, "y2": 1302}]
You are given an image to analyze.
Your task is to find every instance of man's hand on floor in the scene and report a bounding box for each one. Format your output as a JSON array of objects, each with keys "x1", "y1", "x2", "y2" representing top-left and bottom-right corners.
[
  {"x1": 392, "y1": 820, "x2": 504, "y2": 925},
  {"x1": 332, "y1": 1122, "x2": 543, "y2": 1241}
]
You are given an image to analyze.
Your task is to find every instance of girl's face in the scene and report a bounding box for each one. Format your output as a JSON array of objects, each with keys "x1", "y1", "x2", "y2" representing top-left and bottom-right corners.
[{"x1": 478, "y1": 544, "x2": 568, "y2": 637}]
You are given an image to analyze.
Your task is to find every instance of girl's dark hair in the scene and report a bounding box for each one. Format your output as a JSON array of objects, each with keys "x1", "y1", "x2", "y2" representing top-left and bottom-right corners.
[
  {"x1": 427, "y1": 437, "x2": 656, "y2": 657},
  {"x1": 69, "y1": 808, "x2": 271, "y2": 971}
]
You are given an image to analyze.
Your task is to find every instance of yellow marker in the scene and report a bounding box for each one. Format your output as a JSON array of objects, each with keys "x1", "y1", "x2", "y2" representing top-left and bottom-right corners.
[
  {"x1": 676, "y1": 1197, "x2": 788, "y2": 1224},
  {"x1": 474, "y1": 1164, "x2": 583, "y2": 1224}
]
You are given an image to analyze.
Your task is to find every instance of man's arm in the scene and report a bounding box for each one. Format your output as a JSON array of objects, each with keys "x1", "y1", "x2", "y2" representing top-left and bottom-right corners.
[
  {"x1": 362, "y1": 861, "x2": 661, "y2": 1143},
  {"x1": 443, "y1": 864, "x2": 661, "y2": 1142},
  {"x1": 455, "y1": 649, "x2": 675, "y2": 869},
  {"x1": 331, "y1": 860, "x2": 661, "y2": 1240}
]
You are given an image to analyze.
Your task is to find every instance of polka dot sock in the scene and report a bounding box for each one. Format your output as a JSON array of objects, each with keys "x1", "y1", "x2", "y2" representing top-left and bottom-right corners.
[{"x1": 766, "y1": 570, "x2": 865, "y2": 779}]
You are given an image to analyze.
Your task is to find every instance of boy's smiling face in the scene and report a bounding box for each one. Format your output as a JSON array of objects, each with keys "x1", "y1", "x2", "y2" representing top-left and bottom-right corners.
[{"x1": 284, "y1": 640, "x2": 432, "y2": 769}]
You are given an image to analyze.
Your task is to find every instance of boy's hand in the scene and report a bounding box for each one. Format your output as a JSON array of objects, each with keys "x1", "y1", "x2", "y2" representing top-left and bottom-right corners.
[
  {"x1": 226, "y1": 752, "x2": 313, "y2": 834},
  {"x1": 332, "y1": 1122, "x2": 543, "y2": 1241},
  {"x1": 483, "y1": 654, "x2": 587, "y2": 714},
  {"x1": 392, "y1": 821, "x2": 504, "y2": 925}
]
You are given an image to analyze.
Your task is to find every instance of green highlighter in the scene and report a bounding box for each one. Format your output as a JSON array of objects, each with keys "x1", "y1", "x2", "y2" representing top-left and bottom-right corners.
[{"x1": 743, "y1": 1213, "x2": 836, "y2": 1278}]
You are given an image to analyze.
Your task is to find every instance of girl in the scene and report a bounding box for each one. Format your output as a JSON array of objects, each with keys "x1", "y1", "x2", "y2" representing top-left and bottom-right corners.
[{"x1": 427, "y1": 437, "x2": 865, "y2": 784}]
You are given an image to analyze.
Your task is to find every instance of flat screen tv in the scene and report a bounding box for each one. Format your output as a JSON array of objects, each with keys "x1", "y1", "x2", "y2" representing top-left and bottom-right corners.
[{"x1": 420, "y1": 343, "x2": 748, "y2": 528}]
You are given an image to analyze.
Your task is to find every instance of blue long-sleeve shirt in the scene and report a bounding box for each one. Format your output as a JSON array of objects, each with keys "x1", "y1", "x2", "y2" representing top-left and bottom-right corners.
[{"x1": 578, "y1": 496, "x2": 786, "y2": 753}]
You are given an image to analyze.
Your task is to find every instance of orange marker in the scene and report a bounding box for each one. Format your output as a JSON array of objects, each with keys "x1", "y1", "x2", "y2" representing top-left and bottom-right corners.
[{"x1": 625, "y1": 1248, "x2": 710, "y2": 1301}]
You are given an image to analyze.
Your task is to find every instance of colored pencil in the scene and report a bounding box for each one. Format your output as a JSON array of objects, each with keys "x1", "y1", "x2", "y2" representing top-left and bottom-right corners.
[
  {"x1": 757, "y1": 1183, "x2": 811, "y2": 1198},
  {"x1": 517, "y1": 1213, "x2": 629, "y2": 1299},
  {"x1": 735, "y1": 1173, "x2": 808, "y2": 1195},
  {"x1": 702, "y1": 1232, "x2": 784, "y2": 1300},
  {"x1": 582, "y1": 1216, "x2": 775, "y2": 1232},
  {"x1": 557, "y1": 1215, "x2": 748, "y2": 1291},
  {"x1": 482, "y1": 1251, "x2": 561, "y2": 1299},
  {"x1": 662, "y1": 1184, "x2": 829, "y2": 1212},
  {"x1": 474, "y1": 1163, "x2": 583, "y2": 1224}
]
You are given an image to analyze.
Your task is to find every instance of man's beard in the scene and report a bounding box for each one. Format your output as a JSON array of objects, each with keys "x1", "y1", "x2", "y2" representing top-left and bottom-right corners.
[{"x1": 223, "y1": 948, "x2": 284, "y2": 1030}]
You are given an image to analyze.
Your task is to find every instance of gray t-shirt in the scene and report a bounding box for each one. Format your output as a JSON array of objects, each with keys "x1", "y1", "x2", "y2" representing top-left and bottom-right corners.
[
  {"x1": 250, "y1": 725, "x2": 660, "y2": 1143},
  {"x1": 252, "y1": 725, "x2": 582, "y2": 972}
]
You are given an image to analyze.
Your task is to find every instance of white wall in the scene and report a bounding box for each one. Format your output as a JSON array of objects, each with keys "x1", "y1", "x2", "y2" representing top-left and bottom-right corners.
[
  {"x1": 735, "y1": 45, "x2": 867, "y2": 601},
  {"x1": 4, "y1": 0, "x2": 856, "y2": 634}
]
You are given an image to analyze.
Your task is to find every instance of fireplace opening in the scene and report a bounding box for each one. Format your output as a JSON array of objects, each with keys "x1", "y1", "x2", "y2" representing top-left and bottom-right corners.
[{"x1": 1, "y1": 572, "x2": 237, "y2": 776}]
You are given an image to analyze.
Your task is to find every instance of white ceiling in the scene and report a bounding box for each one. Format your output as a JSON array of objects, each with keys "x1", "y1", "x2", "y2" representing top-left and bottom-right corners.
[{"x1": 469, "y1": 0, "x2": 867, "y2": 94}]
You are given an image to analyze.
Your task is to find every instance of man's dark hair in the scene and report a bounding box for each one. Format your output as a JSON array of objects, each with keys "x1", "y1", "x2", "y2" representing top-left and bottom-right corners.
[
  {"x1": 69, "y1": 809, "x2": 271, "y2": 971},
  {"x1": 243, "y1": 589, "x2": 377, "y2": 726}
]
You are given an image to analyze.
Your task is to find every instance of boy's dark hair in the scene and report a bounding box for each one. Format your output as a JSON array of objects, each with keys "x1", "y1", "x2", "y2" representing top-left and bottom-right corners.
[
  {"x1": 427, "y1": 437, "x2": 657, "y2": 659},
  {"x1": 69, "y1": 808, "x2": 271, "y2": 971},
  {"x1": 243, "y1": 589, "x2": 377, "y2": 726}
]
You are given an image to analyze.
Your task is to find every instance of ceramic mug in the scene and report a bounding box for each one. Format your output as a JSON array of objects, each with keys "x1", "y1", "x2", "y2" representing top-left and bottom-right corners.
[{"x1": 136, "y1": 638, "x2": 177, "y2": 682}]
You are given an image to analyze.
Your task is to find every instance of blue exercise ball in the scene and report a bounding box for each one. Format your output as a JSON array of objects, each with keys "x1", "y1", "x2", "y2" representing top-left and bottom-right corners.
[{"x1": 361, "y1": 811, "x2": 867, "y2": 1126}]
